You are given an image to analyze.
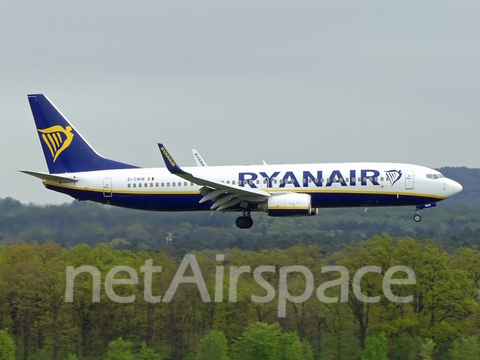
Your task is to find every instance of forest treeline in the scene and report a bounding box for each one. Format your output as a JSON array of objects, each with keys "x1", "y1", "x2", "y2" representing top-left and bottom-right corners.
[
  {"x1": 1, "y1": 197, "x2": 480, "y2": 255},
  {"x1": 2, "y1": 167, "x2": 480, "y2": 254},
  {"x1": 0, "y1": 237, "x2": 480, "y2": 359}
]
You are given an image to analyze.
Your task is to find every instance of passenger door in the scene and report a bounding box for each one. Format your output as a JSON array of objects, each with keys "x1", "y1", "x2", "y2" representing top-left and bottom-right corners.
[{"x1": 405, "y1": 171, "x2": 414, "y2": 190}]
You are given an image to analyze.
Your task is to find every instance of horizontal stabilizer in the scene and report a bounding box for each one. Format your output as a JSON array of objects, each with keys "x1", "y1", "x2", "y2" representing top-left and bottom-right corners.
[{"x1": 20, "y1": 170, "x2": 79, "y2": 183}]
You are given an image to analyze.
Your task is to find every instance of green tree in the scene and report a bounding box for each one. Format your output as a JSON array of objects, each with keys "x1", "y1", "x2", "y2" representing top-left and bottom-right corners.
[
  {"x1": 0, "y1": 330, "x2": 16, "y2": 360},
  {"x1": 232, "y1": 322, "x2": 282, "y2": 360},
  {"x1": 390, "y1": 334, "x2": 416, "y2": 360},
  {"x1": 280, "y1": 332, "x2": 314, "y2": 360},
  {"x1": 105, "y1": 338, "x2": 134, "y2": 360},
  {"x1": 361, "y1": 332, "x2": 387, "y2": 360},
  {"x1": 138, "y1": 342, "x2": 162, "y2": 360},
  {"x1": 196, "y1": 330, "x2": 228, "y2": 360},
  {"x1": 232, "y1": 322, "x2": 314, "y2": 360},
  {"x1": 418, "y1": 338, "x2": 435, "y2": 360},
  {"x1": 449, "y1": 335, "x2": 480, "y2": 359}
]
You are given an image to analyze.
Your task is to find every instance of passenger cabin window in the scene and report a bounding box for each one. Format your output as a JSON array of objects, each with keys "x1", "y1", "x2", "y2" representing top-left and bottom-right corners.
[
  {"x1": 133, "y1": 183, "x2": 137, "y2": 188},
  {"x1": 128, "y1": 184, "x2": 131, "y2": 188},
  {"x1": 156, "y1": 183, "x2": 159, "y2": 187},
  {"x1": 139, "y1": 183, "x2": 142, "y2": 188}
]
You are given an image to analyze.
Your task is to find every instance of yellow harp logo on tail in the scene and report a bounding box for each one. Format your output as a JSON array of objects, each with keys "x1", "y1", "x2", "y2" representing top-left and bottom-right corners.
[{"x1": 38, "y1": 125, "x2": 74, "y2": 162}]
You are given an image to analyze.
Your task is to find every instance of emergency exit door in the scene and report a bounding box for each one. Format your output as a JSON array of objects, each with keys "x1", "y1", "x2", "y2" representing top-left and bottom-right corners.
[{"x1": 103, "y1": 178, "x2": 112, "y2": 197}]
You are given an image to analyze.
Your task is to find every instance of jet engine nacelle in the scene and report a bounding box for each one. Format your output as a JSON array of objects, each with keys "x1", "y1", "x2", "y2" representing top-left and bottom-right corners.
[{"x1": 258, "y1": 193, "x2": 317, "y2": 217}]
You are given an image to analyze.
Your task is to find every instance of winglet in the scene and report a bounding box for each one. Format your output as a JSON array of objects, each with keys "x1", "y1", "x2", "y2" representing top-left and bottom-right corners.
[
  {"x1": 191, "y1": 149, "x2": 208, "y2": 167},
  {"x1": 158, "y1": 144, "x2": 188, "y2": 175}
]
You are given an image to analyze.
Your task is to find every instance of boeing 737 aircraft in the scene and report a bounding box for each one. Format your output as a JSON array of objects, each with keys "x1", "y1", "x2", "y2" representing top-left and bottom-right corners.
[{"x1": 22, "y1": 94, "x2": 463, "y2": 229}]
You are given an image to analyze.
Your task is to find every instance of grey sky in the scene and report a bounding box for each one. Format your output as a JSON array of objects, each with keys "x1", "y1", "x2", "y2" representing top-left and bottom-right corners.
[{"x1": 1, "y1": 1, "x2": 479, "y2": 204}]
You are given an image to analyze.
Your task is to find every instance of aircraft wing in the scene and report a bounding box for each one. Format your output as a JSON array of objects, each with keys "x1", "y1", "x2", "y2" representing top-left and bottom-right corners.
[
  {"x1": 158, "y1": 144, "x2": 270, "y2": 211},
  {"x1": 20, "y1": 170, "x2": 79, "y2": 183}
]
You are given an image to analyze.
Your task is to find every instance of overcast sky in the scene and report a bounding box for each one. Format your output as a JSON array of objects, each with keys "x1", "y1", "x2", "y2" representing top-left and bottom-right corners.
[{"x1": 1, "y1": 1, "x2": 479, "y2": 205}]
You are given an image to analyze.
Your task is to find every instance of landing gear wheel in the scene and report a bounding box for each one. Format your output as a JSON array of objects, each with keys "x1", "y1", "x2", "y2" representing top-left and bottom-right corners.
[
  {"x1": 413, "y1": 214, "x2": 421, "y2": 222},
  {"x1": 235, "y1": 216, "x2": 253, "y2": 229}
]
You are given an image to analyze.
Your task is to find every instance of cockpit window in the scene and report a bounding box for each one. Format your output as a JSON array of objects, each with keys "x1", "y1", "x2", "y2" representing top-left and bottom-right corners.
[{"x1": 426, "y1": 173, "x2": 445, "y2": 180}]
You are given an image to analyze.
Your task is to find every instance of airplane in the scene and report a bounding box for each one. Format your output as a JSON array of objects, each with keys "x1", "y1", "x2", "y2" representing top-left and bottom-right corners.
[{"x1": 22, "y1": 94, "x2": 463, "y2": 229}]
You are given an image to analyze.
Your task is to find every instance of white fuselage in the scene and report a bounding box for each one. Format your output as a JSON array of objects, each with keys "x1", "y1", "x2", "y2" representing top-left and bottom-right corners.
[{"x1": 43, "y1": 162, "x2": 462, "y2": 212}]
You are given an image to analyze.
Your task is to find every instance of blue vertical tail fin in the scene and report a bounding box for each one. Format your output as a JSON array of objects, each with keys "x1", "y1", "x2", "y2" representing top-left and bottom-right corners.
[{"x1": 28, "y1": 94, "x2": 138, "y2": 173}]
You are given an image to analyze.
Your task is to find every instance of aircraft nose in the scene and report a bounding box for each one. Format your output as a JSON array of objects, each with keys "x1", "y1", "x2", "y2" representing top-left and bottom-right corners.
[{"x1": 449, "y1": 180, "x2": 463, "y2": 197}]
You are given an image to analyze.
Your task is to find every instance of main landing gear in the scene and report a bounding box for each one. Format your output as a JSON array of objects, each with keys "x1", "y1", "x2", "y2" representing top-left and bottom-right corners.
[{"x1": 236, "y1": 211, "x2": 253, "y2": 229}]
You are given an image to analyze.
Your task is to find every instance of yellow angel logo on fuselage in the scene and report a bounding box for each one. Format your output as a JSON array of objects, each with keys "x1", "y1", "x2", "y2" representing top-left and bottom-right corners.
[{"x1": 38, "y1": 125, "x2": 74, "y2": 162}]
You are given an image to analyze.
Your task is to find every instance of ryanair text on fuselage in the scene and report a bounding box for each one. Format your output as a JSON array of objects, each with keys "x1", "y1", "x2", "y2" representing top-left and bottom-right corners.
[{"x1": 239, "y1": 169, "x2": 396, "y2": 188}]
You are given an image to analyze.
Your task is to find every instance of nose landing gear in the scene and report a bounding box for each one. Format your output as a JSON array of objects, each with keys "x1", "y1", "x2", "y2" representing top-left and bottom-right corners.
[
  {"x1": 413, "y1": 213, "x2": 422, "y2": 222},
  {"x1": 236, "y1": 211, "x2": 253, "y2": 229},
  {"x1": 413, "y1": 206, "x2": 422, "y2": 222},
  {"x1": 413, "y1": 203, "x2": 436, "y2": 222}
]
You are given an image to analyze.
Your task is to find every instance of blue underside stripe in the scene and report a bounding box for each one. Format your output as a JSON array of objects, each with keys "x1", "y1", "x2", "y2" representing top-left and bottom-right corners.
[{"x1": 46, "y1": 184, "x2": 442, "y2": 211}]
